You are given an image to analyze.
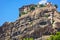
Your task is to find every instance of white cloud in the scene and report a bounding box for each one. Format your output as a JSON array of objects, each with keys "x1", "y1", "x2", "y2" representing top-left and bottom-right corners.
[{"x1": 39, "y1": 0, "x2": 47, "y2": 4}]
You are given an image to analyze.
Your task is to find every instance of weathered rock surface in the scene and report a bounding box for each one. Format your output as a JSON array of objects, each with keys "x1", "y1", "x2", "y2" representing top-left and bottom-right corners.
[{"x1": 0, "y1": 2, "x2": 60, "y2": 40}]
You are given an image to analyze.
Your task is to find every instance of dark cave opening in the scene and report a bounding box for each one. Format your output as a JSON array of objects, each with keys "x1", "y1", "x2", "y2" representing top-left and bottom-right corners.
[{"x1": 40, "y1": 21, "x2": 47, "y2": 25}]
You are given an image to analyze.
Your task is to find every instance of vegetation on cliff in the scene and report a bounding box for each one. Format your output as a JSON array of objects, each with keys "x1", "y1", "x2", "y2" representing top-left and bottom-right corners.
[{"x1": 47, "y1": 32, "x2": 60, "y2": 40}]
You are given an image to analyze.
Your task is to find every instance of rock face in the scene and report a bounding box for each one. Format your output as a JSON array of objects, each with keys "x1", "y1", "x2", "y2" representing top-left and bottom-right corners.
[{"x1": 0, "y1": 2, "x2": 60, "y2": 40}]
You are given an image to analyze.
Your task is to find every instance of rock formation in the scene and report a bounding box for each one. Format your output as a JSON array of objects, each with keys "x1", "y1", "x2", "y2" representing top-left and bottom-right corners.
[{"x1": 0, "y1": 2, "x2": 60, "y2": 40}]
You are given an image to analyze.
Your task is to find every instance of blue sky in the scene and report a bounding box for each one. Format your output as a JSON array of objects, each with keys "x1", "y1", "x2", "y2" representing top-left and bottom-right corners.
[{"x1": 0, "y1": 0, "x2": 60, "y2": 26}]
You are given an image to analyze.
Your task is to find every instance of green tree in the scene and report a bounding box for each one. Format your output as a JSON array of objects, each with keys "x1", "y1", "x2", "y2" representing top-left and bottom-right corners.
[
  {"x1": 47, "y1": 32, "x2": 60, "y2": 40},
  {"x1": 40, "y1": 4, "x2": 46, "y2": 7},
  {"x1": 21, "y1": 12, "x2": 27, "y2": 16},
  {"x1": 54, "y1": 4, "x2": 58, "y2": 8},
  {"x1": 19, "y1": 13, "x2": 21, "y2": 17},
  {"x1": 30, "y1": 6, "x2": 35, "y2": 11}
]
